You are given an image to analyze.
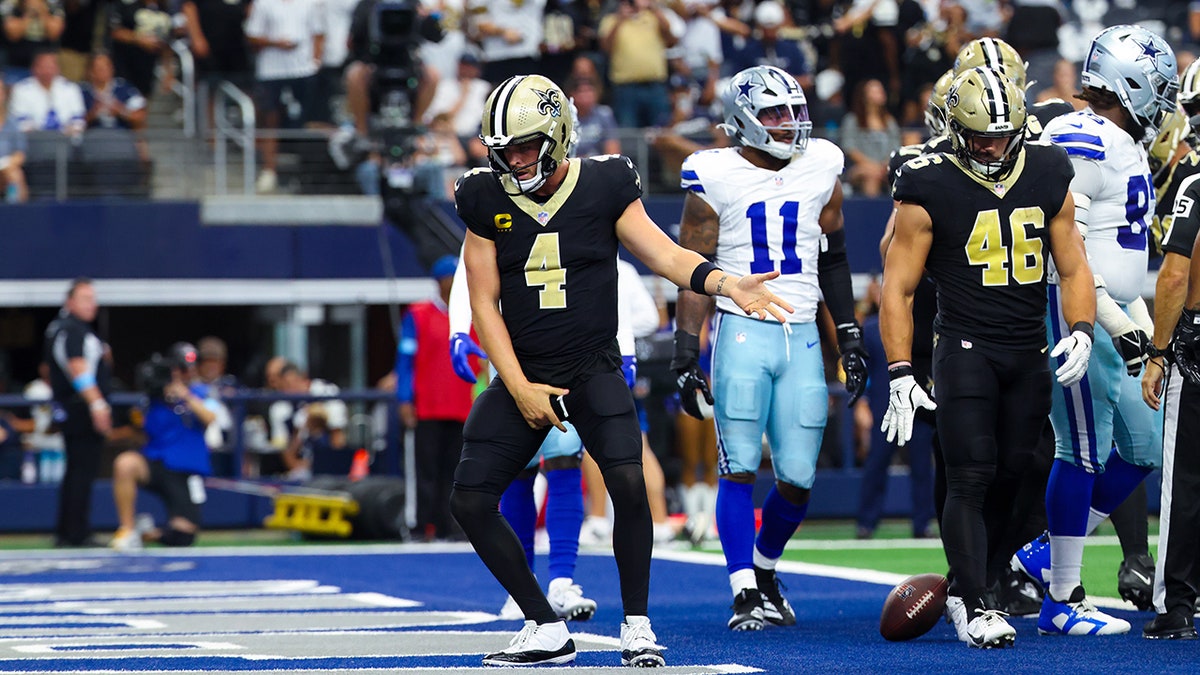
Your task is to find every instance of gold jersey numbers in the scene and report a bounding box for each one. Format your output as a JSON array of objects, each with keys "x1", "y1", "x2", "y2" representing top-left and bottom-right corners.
[
  {"x1": 525, "y1": 232, "x2": 566, "y2": 309},
  {"x1": 964, "y1": 207, "x2": 1045, "y2": 286}
]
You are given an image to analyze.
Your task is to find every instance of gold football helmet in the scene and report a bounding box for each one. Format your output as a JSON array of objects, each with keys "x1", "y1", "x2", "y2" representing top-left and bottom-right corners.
[
  {"x1": 1149, "y1": 103, "x2": 1187, "y2": 183},
  {"x1": 945, "y1": 67, "x2": 1028, "y2": 180},
  {"x1": 925, "y1": 69, "x2": 955, "y2": 137},
  {"x1": 480, "y1": 75, "x2": 577, "y2": 194},
  {"x1": 954, "y1": 37, "x2": 1028, "y2": 91}
]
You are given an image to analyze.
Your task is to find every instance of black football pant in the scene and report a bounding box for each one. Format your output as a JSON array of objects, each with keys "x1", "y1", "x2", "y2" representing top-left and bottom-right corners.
[
  {"x1": 57, "y1": 430, "x2": 105, "y2": 546},
  {"x1": 1154, "y1": 364, "x2": 1200, "y2": 617},
  {"x1": 450, "y1": 371, "x2": 650, "y2": 623},
  {"x1": 414, "y1": 419, "x2": 464, "y2": 540},
  {"x1": 934, "y1": 338, "x2": 1051, "y2": 614}
]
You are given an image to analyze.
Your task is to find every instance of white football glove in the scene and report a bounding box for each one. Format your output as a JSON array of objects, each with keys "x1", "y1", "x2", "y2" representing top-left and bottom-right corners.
[
  {"x1": 1051, "y1": 329, "x2": 1093, "y2": 387},
  {"x1": 880, "y1": 375, "x2": 936, "y2": 446}
]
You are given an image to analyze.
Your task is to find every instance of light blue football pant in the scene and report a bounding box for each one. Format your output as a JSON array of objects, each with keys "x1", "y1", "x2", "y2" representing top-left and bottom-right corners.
[
  {"x1": 1046, "y1": 287, "x2": 1163, "y2": 472},
  {"x1": 711, "y1": 313, "x2": 828, "y2": 489}
]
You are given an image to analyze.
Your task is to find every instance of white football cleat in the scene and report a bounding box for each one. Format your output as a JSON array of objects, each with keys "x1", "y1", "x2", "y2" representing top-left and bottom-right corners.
[
  {"x1": 547, "y1": 578, "x2": 596, "y2": 622},
  {"x1": 482, "y1": 620, "x2": 575, "y2": 666},
  {"x1": 621, "y1": 615, "x2": 665, "y2": 667},
  {"x1": 966, "y1": 608, "x2": 1016, "y2": 649}
]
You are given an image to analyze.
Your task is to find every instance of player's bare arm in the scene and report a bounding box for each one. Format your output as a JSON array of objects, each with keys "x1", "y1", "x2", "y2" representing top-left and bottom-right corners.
[
  {"x1": 463, "y1": 230, "x2": 568, "y2": 432},
  {"x1": 879, "y1": 203, "x2": 899, "y2": 262},
  {"x1": 818, "y1": 179, "x2": 845, "y2": 234},
  {"x1": 1145, "y1": 250, "x2": 1189, "y2": 408},
  {"x1": 879, "y1": 201, "x2": 933, "y2": 363},
  {"x1": 615, "y1": 198, "x2": 794, "y2": 322},
  {"x1": 1047, "y1": 191, "x2": 1097, "y2": 332},
  {"x1": 674, "y1": 192, "x2": 719, "y2": 335}
]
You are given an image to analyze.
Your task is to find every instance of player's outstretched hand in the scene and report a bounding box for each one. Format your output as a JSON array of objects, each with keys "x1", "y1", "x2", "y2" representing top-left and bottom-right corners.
[
  {"x1": 1051, "y1": 329, "x2": 1093, "y2": 387},
  {"x1": 510, "y1": 380, "x2": 569, "y2": 432},
  {"x1": 880, "y1": 375, "x2": 935, "y2": 446},
  {"x1": 450, "y1": 332, "x2": 488, "y2": 384},
  {"x1": 729, "y1": 271, "x2": 794, "y2": 323}
]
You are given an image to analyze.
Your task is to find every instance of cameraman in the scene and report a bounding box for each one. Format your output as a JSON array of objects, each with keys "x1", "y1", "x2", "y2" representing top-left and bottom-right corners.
[
  {"x1": 109, "y1": 345, "x2": 217, "y2": 551},
  {"x1": 344, "y1": 0, "x2": 442, "y2": 138}
]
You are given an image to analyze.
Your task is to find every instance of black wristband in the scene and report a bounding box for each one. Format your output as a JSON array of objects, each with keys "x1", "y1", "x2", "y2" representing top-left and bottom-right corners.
[
  {"x1": 689, "y1": 261, "x2": 720, "y2": 296},
  {"x1": 1070, "y1": 321, "x2": 1095, "y2": 343},
  {"x1": 887, "y1": 361, "x2": 913, "y2": 381}
]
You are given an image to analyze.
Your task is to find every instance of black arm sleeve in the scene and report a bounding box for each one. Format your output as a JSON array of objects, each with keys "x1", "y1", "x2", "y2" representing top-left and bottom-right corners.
[{"x1": 818, "y1": 227, "x2": 856, "y2": 327}]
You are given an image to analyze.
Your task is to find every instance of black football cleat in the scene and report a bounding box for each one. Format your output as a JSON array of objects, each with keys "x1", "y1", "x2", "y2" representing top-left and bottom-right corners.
[
  {"x1": 1143, "y1": 612, "x2": 1198, "y2": 640},
  {"x1": 482, "y1": 620, "x2": 576, "y2": 666},
  {"x1": 1000, "y1": 566, "x2": 1043, "y2": 617},
  {"x1": 1118, "y1": 553, "x2": 1155, "y2": 611},
  {"x1": 755, "y1": 566, "x2": 797, "y2": 626},
  {"x1": 728, "y1": 588, "x2": 764, "y2": 631}
]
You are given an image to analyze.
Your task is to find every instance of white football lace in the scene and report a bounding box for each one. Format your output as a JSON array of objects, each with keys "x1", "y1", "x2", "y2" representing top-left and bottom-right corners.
[
  {"x1": 507, "y1": 622, "x2": 538, "y2": 650},
  {"x1": 626, "y1": 621, "x2": 658, "y2": 647}
]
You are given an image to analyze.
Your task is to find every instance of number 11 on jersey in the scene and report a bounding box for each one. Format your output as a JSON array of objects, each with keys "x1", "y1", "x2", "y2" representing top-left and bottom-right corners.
[{"x1": 748, "y1": 200, "x2": 803, "y2": 275}]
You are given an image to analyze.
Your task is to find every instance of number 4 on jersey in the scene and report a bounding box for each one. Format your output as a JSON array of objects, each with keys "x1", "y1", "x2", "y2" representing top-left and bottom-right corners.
[{"x1": 525, "y1": 232, "x2": 567, "y2": 309}]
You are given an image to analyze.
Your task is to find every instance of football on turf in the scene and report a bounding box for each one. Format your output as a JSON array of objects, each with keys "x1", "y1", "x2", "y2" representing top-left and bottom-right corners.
[{"x1": 879, "y1": 573, "x2": 948, "y2": 641}]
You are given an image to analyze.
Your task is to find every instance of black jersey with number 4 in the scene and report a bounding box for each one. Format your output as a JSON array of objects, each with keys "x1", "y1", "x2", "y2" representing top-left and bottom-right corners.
[
  {"x1": 893, "y1": 142, "x2": 1074, "y2": 351},
  {"x1": 456, "y1": 155, "x2": 643, "y2": 387}
]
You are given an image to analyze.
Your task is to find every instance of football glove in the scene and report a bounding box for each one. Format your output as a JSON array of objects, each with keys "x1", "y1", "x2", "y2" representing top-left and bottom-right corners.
[
  {"x1": 837, "y1": 322, "x2": 868, "y2": 407},
  {"x1": 1172, "y1": 309, "x2": 1200, "y2": 386},
  {"x1": 1112, "y1": 327, "x2": 1154, "y2": 377},
  {"x1": 621, "y1": 355, "x2": 637, "y2": 389},
  {"x1": 671, "y1": 329, "x2": 714, "y2": 420},
  {"x1": 449, "y1": 332, "x2": 487, "y2": 384},
  {"x1": 1050, "y1": 329, "x2": 1093, "y2": 388},
  {"x1": 880, "y1": 374, "x2": 936, "y2": 446}
]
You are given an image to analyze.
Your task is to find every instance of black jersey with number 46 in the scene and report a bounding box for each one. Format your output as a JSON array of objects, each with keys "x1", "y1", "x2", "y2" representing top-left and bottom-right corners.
[
  {"x1": 892, "y1": 142, "x2": 1074, "y2": 351},
  {"x1": 455, "y1": 155, "x2": 643, "y2": 386}
]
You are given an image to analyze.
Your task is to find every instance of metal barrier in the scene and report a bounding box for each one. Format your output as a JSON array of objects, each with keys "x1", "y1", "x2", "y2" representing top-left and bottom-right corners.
[
  {"x1": 167, "y1": 40, "x2": 197, "y2": 139},
  {"x1": 213, "y1": 81, "x2": 257, "y2": 195}
]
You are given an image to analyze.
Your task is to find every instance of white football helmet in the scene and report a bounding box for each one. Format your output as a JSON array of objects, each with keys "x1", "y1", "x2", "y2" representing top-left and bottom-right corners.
[
  {"x1": 718, "y1": 66, "x2": 812, "y2": 159},
  {"x1": 1081, "y1": 25, "x2": 1178, "y2": 143}
]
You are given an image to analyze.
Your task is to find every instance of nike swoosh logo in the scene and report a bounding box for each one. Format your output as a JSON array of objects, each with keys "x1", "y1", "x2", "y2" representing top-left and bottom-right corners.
[
  {"x1": 806, "y1": 340, "x2": 819, "y2": 348},
  {"x1": 1130, "y1": 569, "x2": 1151, "y2": 585},
  {"x1": 1066, "y1": 121, "x2": 1084, "y2": 128}
]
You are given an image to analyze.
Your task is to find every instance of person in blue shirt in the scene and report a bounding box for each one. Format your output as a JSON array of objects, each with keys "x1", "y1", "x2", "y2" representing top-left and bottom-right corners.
[{"x1": 110, "y1": 343, "x2": 217, "y2": 551}]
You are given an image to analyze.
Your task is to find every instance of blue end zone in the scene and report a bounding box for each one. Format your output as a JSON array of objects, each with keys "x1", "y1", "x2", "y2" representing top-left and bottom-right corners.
[{"x1": 0, "y1": 547, "x2": 1184, "y2": 673}]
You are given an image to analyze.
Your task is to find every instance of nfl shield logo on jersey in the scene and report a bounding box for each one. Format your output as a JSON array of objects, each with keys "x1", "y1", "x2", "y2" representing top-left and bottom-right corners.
[
  {"x1": 537, "y1": 211, "x2": 550, "y2": 225},
  {"x1": 774, "y1": 176, "x2": 784, "y2": 187},
  {"x1": 993, "y1": 182, "x2": 1006, "y2": 197}
]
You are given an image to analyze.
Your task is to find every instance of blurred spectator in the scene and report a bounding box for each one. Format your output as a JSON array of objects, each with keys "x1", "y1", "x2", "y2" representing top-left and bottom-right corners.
[
  {"x1": 840, "y1": 78, "x2": 899, "y2": 197},
  {"x1": 10, "y1": 50, "x2": 84, "y2": 134},
  {"x1": 245, "y1": 0, "x2": 325, "y2": 193},
  {"x1": 897, "y1": 0, "x2": 962, "y2": 127},
  {"x1": 725, "y1": 0, "x2": 809, "y2": 85},
  {"x1": 1036, "y1": 58, "x2": 1086, "y2": 111},
  {"x1": 1, "y1": 0, "x2": 64, "y2": 83},
  {"x1": 311, "y1": 0, "x2": 358, "y2": 126},
  {"x1": 395, "y1": 255, "x2": 475, "y2": 541},
  {"x1": 466, "y1": 0, "x2": 546, "y2": 84},
  {"x1": 193, "y1": 335, "x2": 238, "y2": 474},
  {"x1": 24, "y1": 364, "x2": 64, "y2": 483},
  {"x1": 276, "y1": 362, "x2": 347, "y2": 480},
  {"x1": 567, "y1": 76, "x2": 619, "y2": 157},
  {"x1": 412, "y1": 112, "x2": 466, "y2": 198},
  {"x1": 669, "y1": 0, "x2": 724, "y2": 85},
  {"x1": 57, "y1": 0, "x2": 97, "y2": 81},
  {"x1": 831, "y1": 0, "x2": 896, "y2": 113},
  {"x1": 0, "y1": 413, "x2": 27, "y2": 480},
  {"x1": 418, "y1": 0, "x2": 467, "y2": 82},
  {"x1": 0, "y1": 83, "x2": 28, "y2": 202},
  {"x1": 81, "y1": 52, "x2": 146, "y2": 130},
  {"x1": 181, "y1": 0, "x2": 251, "y2": 92},
  {"x1": 540, "y1": 0, "x2": 582, "y2": 85},
  {"x1": 108, "y1": 0, "x2": 174, "y2": 100},
  {"x1": 599, "y1": 0, "x2": 678, "y2": 128},
  {"x1": 343, "y1": 0, "x2": 439, "y2": 137},
  {"x1": 957, "y1": 0, "x2": 1007, "y2": 39},
  {"x1": 422, "y1": 49, "x2": 490, "y2": 141}
]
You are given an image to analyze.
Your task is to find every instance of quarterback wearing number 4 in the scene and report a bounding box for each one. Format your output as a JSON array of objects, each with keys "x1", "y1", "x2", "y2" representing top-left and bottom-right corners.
[
  {"x1": 672, "y1": 65, "x2": 869, "y2": 632},
  {"x1": 450, "y1": 74, "x2": 792, "y2": 668},
  {"x1": 881, "y1": 67, "x2": 1096, "y2": 648}
]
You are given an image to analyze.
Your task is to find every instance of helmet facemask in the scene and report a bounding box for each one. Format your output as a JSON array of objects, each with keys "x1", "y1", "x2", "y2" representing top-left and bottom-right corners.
[
  {"x1": 485, "y1": 133, "x2": 560, "y2": 195},
  {"x1": 951, "y1": 123, "x2": 1025, "y2": 181}
]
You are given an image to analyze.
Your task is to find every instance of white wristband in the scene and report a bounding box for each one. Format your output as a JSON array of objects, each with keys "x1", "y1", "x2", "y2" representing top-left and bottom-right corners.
[{"x1": 90, "y1": 399, "x2": 110, "y2": 413}]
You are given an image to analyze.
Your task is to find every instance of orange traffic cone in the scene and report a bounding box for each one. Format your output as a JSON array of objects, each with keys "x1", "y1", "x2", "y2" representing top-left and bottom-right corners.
[{"x1": 349, "y1": 448, "x2": 370, "y2": 481}]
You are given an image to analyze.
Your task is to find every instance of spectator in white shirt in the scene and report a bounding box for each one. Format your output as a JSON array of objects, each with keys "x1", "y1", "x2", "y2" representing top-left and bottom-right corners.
[
  {"x1": 9, "y1": 50, "x2": 84, "y2": 135},
  {"x1": 244, "y1": 0, "x2": 326, "y2": 193},
  {"x1": 421, "y1": 49, "x2": 490, "y2": 141}
]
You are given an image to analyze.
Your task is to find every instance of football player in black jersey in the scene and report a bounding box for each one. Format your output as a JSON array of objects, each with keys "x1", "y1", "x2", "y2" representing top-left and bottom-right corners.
[
  {"x1": 450, "y1": 74, "x2": 792, "y2": 667},
  {"x1": 880, "y1": 67, "x2": 1096, "y2": 648}
]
